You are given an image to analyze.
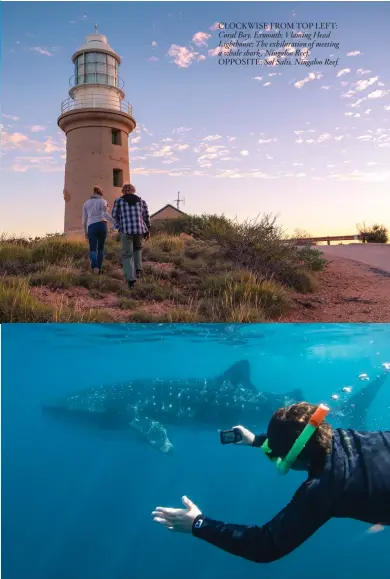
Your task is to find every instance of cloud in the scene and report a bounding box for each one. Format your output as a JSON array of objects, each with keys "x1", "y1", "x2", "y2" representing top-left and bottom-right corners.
[
  {"x1": 258, "y1": 138, "x2": 277, "y2": 144},
  {"x1": 30, "y1": 46, "x2": 54, "y2": 57},
  {"x1": 43, "y1": 136, "x2": 65, "y2": 153},
  {"x1": 215, "y1": 169, "x2": 276, "y2": 179},
  {"x1": 152, "y1": 41, "x2": 157, "y2": 47},
  {"x1": 321, "y1": 86, "x2": 330, "y2": 90},
  {"x1": 240, "y1": 150, "x2": 249, "y2": 156},
  {"x1": 208, "y1": 47, "x2": 221, "y2": 57},
  {"x1": 2, "y1": 131, "x2": 29, "y2": 149},
  {"x1": 357, "y1": 68, "x2": 371, "y2": 75},
  {"x1": 167, "y1": 44, "x2": 199, "y2": 68},
  {"x1": 385, "y1": 105, "x2": 390, "y2": 111},
  {"x1": 367, "y1": 89, "x2": 388, "y2": 99},
  {"x1": 172, "y1": 127, "x2": 192, "y2": 134},
  {"x1": 346, "y1": 51, "x2": 361, "y2": 56},
  {"x1": 294, "y1": 72, "x2": 323, "y2": 89},
  {"x1": 317, "y1": 133, "x2": 331, "y2": 143},
  {"x1": 30, "y1": 125, "x2": 45, "y2": 132},
  {"x1": 329, "y1": 170, "x2": 390, "y2": 183},
  {"x1": 336, "y1": 68, "x2": 351, "y2": 77},
  {"x1": 203, "y1": 135, "x2": 222, "y2": 141},
  {"x1": 3, "y1": 114, "x2": 20, "y2": 121},
  {"x1": 148, "y1": 56, "x2": 159, "y2": 62},
  {"x1": 209, "y1": 22, "x2": 221, "y2": 31},
  {"x1": 263, "y1": 82, "x2": 271, "y2": 87},
  {"x1": 355, "y1": 76, "x2": 378, "y2": 91},
  {"x1": 192, "y1": 32, "x2": 211, "y2": 47},
  {"x1": 198, "y1": 55, "x2": 206, "y2": 61},
  {"x1": 252, "y1": 76, "x2": 263, "y2": 81},
  {"x1": 9, "y1": 156, "x2": 64, "y2": 173}
]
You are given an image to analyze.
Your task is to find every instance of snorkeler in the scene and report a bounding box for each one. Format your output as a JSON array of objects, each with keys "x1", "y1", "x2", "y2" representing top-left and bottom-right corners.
[{"x1": 152, "y1": 395, "x2": 390, "y2": 563}]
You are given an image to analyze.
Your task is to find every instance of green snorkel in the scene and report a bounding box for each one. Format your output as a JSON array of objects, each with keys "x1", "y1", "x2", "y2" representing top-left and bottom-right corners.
[{"x1": 261, "y1": 404, "x2": 330, "y2": 475}]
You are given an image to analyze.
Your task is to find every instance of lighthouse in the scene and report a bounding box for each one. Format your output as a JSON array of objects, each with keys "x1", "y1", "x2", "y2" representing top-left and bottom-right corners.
[{"x1": 58, "y1": 27, "x2": 136, "y2": 235}]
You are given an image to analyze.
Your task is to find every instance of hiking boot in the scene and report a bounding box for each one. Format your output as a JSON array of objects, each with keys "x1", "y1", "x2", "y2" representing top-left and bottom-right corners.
[
  {"x1": 128, "y1": 280, "x2": 136, "y2": 289},
  {"x1": 136, "y1": 270, "x2": 142, "y2": 279},
  {"x1": 92, "y1": 267, "x2": 100, "y2": 275}
]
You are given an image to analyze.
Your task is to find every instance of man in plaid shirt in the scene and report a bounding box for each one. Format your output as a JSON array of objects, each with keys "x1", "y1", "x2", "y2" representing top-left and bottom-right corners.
[{"x1": 112, "y1": 183, "x2": 151, "y2": 287}]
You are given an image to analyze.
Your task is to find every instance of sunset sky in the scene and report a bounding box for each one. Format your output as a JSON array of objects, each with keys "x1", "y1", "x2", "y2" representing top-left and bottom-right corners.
[{"x1": 1, "y1": 1, "x2": 389, "y2": 238}]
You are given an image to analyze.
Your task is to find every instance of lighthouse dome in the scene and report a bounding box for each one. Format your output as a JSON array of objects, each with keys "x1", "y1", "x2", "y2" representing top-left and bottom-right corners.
[{"x1": 72, "y1": 30, "x2": 121, "y2": 64}]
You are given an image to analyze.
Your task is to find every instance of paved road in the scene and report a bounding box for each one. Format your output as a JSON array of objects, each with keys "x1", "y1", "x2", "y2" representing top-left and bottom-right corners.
[{"x1": 320, "y1": 244, "x2": 390, "y2": 273}]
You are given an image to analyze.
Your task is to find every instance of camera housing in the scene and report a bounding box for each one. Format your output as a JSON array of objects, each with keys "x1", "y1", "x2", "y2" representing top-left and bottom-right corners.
[{"x1": 220, "y1": 428, "x2": 243, "y2": 444}]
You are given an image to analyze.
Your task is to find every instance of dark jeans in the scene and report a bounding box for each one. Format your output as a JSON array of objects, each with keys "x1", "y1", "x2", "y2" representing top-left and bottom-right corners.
[{"x1": 88, "y1": 221, "x2": 107, "y2": 270}]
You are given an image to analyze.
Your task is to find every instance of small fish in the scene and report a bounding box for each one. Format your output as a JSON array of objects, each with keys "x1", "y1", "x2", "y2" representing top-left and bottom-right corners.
[
  {"x1": 331, "y1": 394, "x2": 339, "y2": 401},
  {"x1": 342, "y1": 387, "x2": 352, "y2": 393},
  {"x1": 367, "y1": 524, "x2": 384, "y2": 534},
  {"x1": 382, "y1": 362, "x2": 390, "y2": 371},
  {"x1": 358, "y1": 373, "x2": 369, "y2": 380}
]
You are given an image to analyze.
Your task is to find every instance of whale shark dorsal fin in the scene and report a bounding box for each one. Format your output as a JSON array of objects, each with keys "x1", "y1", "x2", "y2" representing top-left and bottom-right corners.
[{"x1": 217, "y1": 360, "x2": 257, "y2": 392}]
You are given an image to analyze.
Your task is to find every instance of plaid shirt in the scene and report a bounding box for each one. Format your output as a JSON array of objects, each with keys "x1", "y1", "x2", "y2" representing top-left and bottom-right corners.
[{"x1": 112, "y1": 196, "x2": 150, "y2": 235}]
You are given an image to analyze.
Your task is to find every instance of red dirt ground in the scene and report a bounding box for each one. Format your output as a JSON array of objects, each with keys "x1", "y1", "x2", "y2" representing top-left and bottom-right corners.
[
  {"x1": 282, "y1": 256, "x2": 390, "y2": 322},
  {"x1": 29, "y1": 256, "x2": 390, "y2": 323}
]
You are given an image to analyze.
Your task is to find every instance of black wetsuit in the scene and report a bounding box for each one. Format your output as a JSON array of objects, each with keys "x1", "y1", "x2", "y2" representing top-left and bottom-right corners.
[{"x1": 192, "y1": 429, "x2": 390, "y2": 563}]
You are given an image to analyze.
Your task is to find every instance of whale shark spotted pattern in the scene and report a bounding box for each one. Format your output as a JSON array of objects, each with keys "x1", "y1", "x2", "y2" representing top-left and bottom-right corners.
[
  {"x1": 43, "y1": 361, "x2": 389, "y2": 453},
  {"x1": 43, "y1": 360, "x2": 303, "y2": 453}
]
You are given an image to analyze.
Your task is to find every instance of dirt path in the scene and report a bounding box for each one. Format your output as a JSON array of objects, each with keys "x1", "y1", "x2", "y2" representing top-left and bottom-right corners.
[{"x1": 282, "y1": 255, "x2": 390, "y2": 322}]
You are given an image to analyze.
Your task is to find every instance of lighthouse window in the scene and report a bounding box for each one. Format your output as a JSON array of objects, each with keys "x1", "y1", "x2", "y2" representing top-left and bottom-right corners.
[
  {"x1": 112, "y1": 130, "x2": 122, "y2": 146},
  {"x1": 113, "y1": 169, "x2": 123, "y2": 188}
]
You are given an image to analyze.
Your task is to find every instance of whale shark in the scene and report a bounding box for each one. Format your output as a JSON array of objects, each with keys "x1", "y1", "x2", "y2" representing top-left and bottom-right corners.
[
  {"x1": 331, "y1": 370, "x2": 389, "y2": 429},
  {"x1": 43, "y1": 360, "x2": 304, "y2": 453}
]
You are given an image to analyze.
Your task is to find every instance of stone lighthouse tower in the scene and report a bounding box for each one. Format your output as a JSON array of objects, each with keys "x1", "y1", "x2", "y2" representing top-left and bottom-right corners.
[{"x1": 58, "y1": 27, "x2": 136, "y2": 235}]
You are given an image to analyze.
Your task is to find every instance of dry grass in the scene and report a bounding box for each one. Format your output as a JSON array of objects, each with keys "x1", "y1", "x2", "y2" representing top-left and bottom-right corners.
[{"x1": 0, "y1": 220, "x2": 326, "y2": 323}]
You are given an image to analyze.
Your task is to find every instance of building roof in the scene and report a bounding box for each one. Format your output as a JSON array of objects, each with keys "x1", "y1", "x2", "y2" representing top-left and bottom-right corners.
[{"x1": 150, "y1": 204, "x2": 188, "y2": 219}]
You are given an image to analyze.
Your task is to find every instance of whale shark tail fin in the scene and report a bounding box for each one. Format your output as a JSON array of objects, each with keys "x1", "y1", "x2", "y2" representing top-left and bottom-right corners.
[
  {"x1": 340, "y1": 371, "x2": 389, "y2": 429},
  {"x1": 218, "y1": 360, "x2": 257, "y2": 392}
]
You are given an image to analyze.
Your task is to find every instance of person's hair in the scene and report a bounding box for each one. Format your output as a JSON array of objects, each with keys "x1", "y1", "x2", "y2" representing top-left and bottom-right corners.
[
  {"x1": 122, "y1": 183, "x2": 136, "y2": 195},
  {"x1": 93, "y1": 186, "x2": 103, "y2": 196},
  {"x1": 267, "y1": 402, "x2": 333, "y2": 468}
]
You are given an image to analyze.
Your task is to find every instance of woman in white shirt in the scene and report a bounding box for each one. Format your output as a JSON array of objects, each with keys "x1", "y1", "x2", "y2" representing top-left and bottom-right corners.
[{"x1": 82, "y1": 186, "x2": 116, "y2": 274}]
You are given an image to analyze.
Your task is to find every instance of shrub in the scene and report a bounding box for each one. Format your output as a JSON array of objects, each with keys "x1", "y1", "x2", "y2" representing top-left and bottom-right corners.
[
  {"x1": 296, "y1": 247, "x2": 327, "y2": 271},
  {"x1": 358, "y1": 223, "x2": 388, "y2": 244}
]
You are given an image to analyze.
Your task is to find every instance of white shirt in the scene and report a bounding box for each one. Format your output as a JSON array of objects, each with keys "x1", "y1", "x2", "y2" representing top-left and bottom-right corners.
[{"x1": 82, "y1": 197, "x2": 116, "y2": 230}]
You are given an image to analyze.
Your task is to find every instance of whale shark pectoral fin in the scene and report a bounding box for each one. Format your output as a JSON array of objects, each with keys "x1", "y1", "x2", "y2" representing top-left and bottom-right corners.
[
  {"x1": 128, "y1": 417, "x2": 173, "y2": 454},
  {"x1": 217, "y1": 360, "x2": 257, "y2": 392}
]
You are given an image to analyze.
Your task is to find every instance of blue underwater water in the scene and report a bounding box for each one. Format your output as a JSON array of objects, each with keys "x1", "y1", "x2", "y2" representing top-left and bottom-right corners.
[{"x1": 2, "y1": 323, "x2": 390, "y2": 579}]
